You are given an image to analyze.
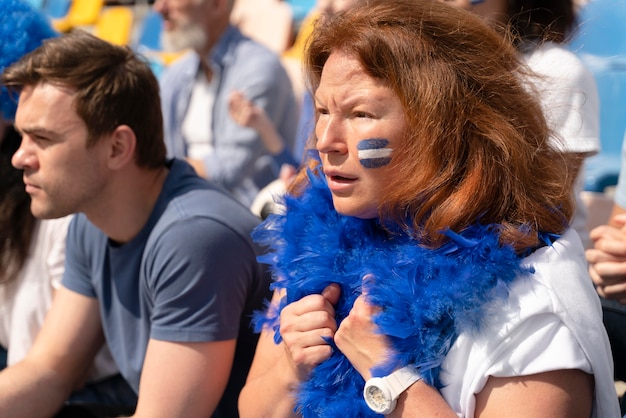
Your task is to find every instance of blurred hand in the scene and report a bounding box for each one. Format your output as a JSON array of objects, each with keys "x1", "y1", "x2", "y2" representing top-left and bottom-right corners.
[
  {"x1": 279, "y1": 284, "x2": 341, "y2": 381},
  {"x1": 228, "y1": 90, "x2": 263, "y2": 130},
  {"x1": 586, "y1": 213, "x2": 626, "y2": 303}
]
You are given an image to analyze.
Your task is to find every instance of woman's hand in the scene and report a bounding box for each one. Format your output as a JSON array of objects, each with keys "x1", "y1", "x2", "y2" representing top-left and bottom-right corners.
[
  {"x1": 279, "y1": 284, "x2": 341, "y2": 381},
  {"x1": 334, "y1": 275, "x2": 391, "y2": 380}
]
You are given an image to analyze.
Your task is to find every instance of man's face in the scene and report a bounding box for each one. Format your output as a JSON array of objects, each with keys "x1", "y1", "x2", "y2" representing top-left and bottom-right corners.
[
  {"x1": 154, "y1": 0, "x2": 211, "y2": 53},
  {"x1": 12, "y1": 83, "x2": 109, "y2": 219}
]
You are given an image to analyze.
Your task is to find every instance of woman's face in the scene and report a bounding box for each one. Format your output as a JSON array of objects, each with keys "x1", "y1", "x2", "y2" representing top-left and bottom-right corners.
[{"x1": 315, "y1": 51, "x2": 408, "y2": 219}]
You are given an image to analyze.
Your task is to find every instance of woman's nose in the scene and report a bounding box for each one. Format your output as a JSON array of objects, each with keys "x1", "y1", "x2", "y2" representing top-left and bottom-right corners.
[{"x1": 316, "y1": 117, "x2": 348, "y2": 154}]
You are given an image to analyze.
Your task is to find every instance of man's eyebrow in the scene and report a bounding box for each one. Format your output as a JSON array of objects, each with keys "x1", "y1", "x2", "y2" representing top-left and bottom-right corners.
[{"x1": 17, "y1": 126, "x2": 58, "y2": 137}]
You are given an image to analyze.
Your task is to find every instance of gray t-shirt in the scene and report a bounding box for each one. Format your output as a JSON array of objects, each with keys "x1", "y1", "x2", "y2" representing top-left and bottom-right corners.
[{"x1": 62, "y1": 158, "x2": 271, "y2": 417}]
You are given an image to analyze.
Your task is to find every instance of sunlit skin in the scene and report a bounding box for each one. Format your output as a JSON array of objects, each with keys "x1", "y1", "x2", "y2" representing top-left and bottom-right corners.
[
  {"x1": 587, "y1": 210, "x2": 626, "y2": 302},
  {"x1": 315, "y1": 51, "x2": 408, "y2": 219},
  {"x1": 317, "y1": 0, "x2": 359, "y2": 16},
  {"x1": 12, "y1": 83, "x2": 110, "y2": 220},
  {"x1": 440, "y1": 0, "x2": 473, "y2": 9}
]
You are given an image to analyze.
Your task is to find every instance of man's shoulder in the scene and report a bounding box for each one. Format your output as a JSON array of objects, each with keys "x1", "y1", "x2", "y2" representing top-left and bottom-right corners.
[
  {"x1": 221, "y1": 28, "x2": 285, "y2": 71},
  {"x1": 156, "y1": 186, "x2": 261, "y2": 239},
  {"x1": 67, "y1": 213, "x2": 104, "y2": 242},
  {"x1": 159, "y1": 51, "x2": 198, "y2": 86}
]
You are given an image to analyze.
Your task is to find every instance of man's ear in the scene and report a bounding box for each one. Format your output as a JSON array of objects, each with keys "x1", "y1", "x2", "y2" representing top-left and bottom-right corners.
[{"x1": 107, "y1": 125, "x2": 136, "y2": 170}]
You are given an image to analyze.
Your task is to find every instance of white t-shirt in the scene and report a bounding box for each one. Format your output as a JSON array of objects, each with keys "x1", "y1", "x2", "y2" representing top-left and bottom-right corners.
[
  {"x1": 523, "y1": 42, "x2": 601, "y2": 248},
  {"x1": 439, "y1": 228, "x2": 619, "y2": 418},
  {"x1": 182, "y1": 67, "x2": 220, "y2": 161},
  {"x1": 0, "y1": 216, "x2": 117, "y2": 380}
]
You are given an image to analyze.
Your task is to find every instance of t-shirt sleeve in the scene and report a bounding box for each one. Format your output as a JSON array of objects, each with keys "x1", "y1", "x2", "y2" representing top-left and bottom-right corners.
[
  {"x1": 61, "y1": 214, "x2": 98, "y2": 298},
  {"x1": 483, "y1": 312, "x2": 592, "y2": 378},
  {"x1": 527, "y1": 46, "x2": 600, "y2": 155},
  {"x1": 144, "y1": 216, "x2": 256, "y2": 343}
]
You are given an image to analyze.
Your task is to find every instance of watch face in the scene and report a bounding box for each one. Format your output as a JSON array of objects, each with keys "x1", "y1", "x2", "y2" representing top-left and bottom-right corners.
[{"x1": 365, "y1": 385, "x2": 390, "y2": 411}]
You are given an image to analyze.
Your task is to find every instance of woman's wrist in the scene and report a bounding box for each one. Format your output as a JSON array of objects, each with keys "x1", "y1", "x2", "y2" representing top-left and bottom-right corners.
[{"x1": 388, "y1": 380, "x2": 457, "y2": 418}]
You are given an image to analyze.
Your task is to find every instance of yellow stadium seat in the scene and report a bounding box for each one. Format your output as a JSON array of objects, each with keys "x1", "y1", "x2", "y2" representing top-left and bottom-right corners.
[
  {"x1": 94, "y1": 6, "x2": 134, "y2": 46},
  {"x1": 53, "y1": 0, "x2": 104, "y2": 32}
]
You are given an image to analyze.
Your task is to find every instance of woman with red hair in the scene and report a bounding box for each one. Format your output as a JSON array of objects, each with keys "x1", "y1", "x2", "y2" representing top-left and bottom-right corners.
[{"x1": 238, "y1": 1, "x2": 619, "y2": 417}]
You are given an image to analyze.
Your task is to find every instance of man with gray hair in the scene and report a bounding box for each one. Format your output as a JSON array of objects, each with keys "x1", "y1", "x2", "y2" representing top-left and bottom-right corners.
[{"x1": 155, "y1": 0, "x2": 298, "y2": 207}]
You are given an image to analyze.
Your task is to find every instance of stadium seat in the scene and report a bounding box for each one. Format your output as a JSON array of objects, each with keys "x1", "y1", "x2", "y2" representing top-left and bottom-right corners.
[
  {"x1": 53, "y1": 0, "x2": 104, "y2": 32},
  {"x1": 94, "y1": 6, "x2": 133, "y2": 46},
  {"x1": 25, "y1": 0, "x2": 45, "y2": 9},
  {"x1": 136, "y1": 9, "x2": 163, "y2": 51},
  {"x1": 569, "y1": 0, "x2": 626, "y2": 192},
  {"x1": 43, "y1": 0, "x2": 71, "y2": 19}
]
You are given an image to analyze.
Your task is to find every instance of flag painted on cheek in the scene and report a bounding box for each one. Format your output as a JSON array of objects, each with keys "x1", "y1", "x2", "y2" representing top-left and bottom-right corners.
[{"x1": 357, "y1": 138, "x2": 393, "y2": 168}]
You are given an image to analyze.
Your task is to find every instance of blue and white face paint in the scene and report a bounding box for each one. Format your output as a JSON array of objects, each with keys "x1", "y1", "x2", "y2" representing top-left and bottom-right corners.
[{"x1": 357, "y1": 138, "x2": 393, "y2": 168}]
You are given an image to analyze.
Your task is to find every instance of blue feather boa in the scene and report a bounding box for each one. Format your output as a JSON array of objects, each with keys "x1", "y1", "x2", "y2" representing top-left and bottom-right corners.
[
  {"x1": 252, "y1": 167, "x2": 534, "y2": 417},
  {"x1": 0, "y1": 0, "x2": 57, "y2": 121}
]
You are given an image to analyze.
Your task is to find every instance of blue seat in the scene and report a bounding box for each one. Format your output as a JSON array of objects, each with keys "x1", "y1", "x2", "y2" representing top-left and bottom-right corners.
[
  {"x1": 134, "y1": 10, "x2": 165, "y2": 77},
  {"x1": 25, "y1": 0, "x2": 45, "y2": 9},
  {"x1": 136, "y1": 9, "x2": 163, "y2": 51},
  {"x1": 284, "y1": 0, "x2": 316, "y2": 28},
  {"x1": 42, "y1": 0, "x2": 71, "y2": 19},
  {"x1": 569, "y1": 0, "x2": 626, "y2": 192}
]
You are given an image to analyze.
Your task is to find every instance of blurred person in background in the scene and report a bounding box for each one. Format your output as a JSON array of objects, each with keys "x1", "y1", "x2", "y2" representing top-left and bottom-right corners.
[
  {"x1": 155, "y1": 0, "x2": 298, "y2": 207},
  {"x1": 448, "y1": 0, "x2": 600, "y2": 249},
  {"x1": 586, "y1": 134, "x2": 626, "y2": 415}
]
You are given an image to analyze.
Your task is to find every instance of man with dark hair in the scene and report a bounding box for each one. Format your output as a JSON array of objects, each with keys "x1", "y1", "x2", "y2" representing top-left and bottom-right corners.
[{"x1": 0, "y1": 30, "x2": 271, "y2": 418}]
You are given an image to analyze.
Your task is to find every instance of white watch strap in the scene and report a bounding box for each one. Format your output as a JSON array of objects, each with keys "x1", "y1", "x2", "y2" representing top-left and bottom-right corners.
[{"x1": 384, "y1": 365, "x2": 422, "y2": 400}]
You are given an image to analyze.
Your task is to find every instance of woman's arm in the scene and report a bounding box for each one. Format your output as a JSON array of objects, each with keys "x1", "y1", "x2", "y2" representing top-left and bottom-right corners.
[
  {"x1": 239, "y1": 285, "x2": 341, "y2": 418},
  {"x1": 335, "y1": 293, "x2": 594, "y2": 417}
]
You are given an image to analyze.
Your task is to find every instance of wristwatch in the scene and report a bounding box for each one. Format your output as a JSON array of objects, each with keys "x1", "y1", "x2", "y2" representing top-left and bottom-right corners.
[{"x1": 363, "y1": 365, "x2": 422, "y2": 415}]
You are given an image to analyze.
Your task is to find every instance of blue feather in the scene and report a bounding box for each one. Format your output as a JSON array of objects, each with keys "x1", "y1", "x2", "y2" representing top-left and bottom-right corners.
[
  {"x1": 251, "y1": 167, "x2": 537, "y2": 417},
  {"x1": 0, "y1": 0, "x2": 58, "y2": 121}
]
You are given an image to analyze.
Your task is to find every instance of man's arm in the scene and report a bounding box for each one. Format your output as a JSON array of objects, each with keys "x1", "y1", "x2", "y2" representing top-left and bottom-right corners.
[
  {"x1": 0, "y1": 286, "x2": 104, "y2": 418},
  {"x1": 131, "y1": 338, "x2": 236, "y2": 417}
]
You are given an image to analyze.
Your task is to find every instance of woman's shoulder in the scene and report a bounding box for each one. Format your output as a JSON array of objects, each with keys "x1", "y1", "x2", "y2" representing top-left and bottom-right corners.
[
  {"x1": 522, "y1": 228, "x2": 594, "y2": 300},
  {"x1": 440, "y1": 227, "x2": 616, "y2": 416}
]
